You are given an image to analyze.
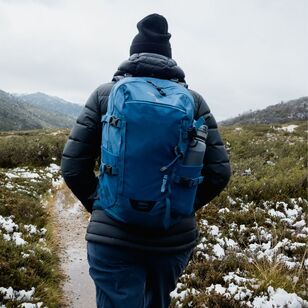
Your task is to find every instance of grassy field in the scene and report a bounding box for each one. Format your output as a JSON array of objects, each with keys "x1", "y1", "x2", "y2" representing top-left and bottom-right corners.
[
  {"x1": 170, "y1": 122, "x2": 308, "y2": 307},
  {"x1": 0, "y1": 123, "x2": 307, "y2": 307},
  {"x1": 0, "y1": 129, "x2": 67, "y2": 307},
  {"x1": 0, "y1": 129, "x2": 69, "y2": 168}
]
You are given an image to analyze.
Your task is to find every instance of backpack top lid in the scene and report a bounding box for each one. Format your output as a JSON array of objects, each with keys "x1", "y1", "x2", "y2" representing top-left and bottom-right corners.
[{"x1": 108, "y1": 76, "x2": 194, "y2": 116}]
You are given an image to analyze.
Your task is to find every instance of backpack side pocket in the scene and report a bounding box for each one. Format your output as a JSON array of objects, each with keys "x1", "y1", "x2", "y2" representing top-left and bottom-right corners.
[
  {"x1": 170, "y1": 163, "x2": 204, "y2": 217},
  {"x1": 98, "y1": 148, "x2": 119, "y2": 208},
  {"x1": 97, "y1": 117, "x2": 126, "y2": 209}
]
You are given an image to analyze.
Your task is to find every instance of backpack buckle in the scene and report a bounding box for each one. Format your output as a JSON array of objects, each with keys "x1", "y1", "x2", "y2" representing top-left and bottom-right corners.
[
  {"x1": 104, "y1": 165, "x2": 112, "y2": 175},
  {"x1": 103, "y1": 164, "x2": 118, "y2": 175},
  {"x1": 109, "y1": 116, "x2": 120, "y2": 127},
  {"x1": 175, "y1": 175, "x2": 204, "y2": 187}
]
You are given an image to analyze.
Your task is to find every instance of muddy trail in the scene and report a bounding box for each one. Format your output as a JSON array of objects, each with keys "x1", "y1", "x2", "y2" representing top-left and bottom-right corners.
[{"x1": 52, "y1": 184, "x2": 96, "y2": 308}]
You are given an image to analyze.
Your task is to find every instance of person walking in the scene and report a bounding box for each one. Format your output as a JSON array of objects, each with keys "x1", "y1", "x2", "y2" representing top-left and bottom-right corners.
[{"x1": 61, "y1": 13, "x2": 231, "y2": 308}]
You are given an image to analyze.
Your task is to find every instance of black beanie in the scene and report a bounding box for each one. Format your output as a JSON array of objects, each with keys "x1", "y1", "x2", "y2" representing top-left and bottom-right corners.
[{"x1": 130, "y1": 14, "x2": 172, "y2": 58}]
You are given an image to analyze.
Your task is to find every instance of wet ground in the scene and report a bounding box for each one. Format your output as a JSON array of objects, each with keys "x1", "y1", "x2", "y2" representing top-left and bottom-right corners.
[{"x1": 53, "y1": 185, "x2": 96, "y2": 308}]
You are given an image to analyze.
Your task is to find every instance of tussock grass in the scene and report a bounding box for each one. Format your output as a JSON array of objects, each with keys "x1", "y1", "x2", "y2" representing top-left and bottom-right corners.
[
  {"x1": 0, "y1": 129, "x2": 69, "y2": 168},
  {"x1": 247, "y1": 258, "x2": 298, "y2": 294},
  {"x1": 1, "y1": 123, "x2": 307, "y2": 307},
  {"x1": 0, "y1": 189, "x2": 64, "y2": 307},
  {"x1": 171, "y1": 121, "x2": 308, "y2": 307},
  {"x1": 0, "y1": 132, "x2": 65, "y2": 307}
]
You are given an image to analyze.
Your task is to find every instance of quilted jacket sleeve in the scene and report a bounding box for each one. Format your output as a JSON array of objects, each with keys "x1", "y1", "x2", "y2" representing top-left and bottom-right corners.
[
  {"x1": 189, "y1": 89, "x2": 231, "y2": 210},
  {"x1": 61, "y1": 83, "x2": 113, "y2": 212}
]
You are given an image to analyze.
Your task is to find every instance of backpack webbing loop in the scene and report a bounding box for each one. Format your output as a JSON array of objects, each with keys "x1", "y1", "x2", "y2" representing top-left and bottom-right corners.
[{"x1": 174, "y1": 175, "x2": 204, "y2": 187}]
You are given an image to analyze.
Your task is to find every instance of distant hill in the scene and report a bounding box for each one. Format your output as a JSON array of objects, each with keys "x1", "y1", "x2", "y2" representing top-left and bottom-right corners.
[
  {"x1": 18, "y1": 92, "x2": 82, "y2": 118},
  {"x1": 220, "y1": 97, "x2": 308, "y2": 126},
  {"x1": 0, "y1": 90, "x2": 82, "y2": 131}
]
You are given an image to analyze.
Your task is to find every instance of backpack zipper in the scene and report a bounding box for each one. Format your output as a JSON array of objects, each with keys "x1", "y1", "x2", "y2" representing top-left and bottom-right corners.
[{"x1": 146, "y1": 80, "x2": 166, "y2": 96}]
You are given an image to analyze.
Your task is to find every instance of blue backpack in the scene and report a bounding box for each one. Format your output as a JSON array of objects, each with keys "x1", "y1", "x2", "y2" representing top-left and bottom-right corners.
[{"x1": 93, "y1": 77, "x2": 204, "y2": 229}]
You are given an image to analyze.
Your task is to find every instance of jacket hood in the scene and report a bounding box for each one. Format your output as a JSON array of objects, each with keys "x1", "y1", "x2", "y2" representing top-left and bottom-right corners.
[{"x1": 113, "y1": 53, "x2": 186, "y2": 83}]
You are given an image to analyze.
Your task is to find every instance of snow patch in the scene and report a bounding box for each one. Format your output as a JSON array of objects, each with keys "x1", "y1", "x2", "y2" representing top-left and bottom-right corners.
[
  {"x1": 20, "y1": 303, "x2": 43, "y2": 308},
  {"x1": 24, "y1": 224, "x2": 37, "y2": 235},
  {"x1": 213, "y1": 244, "x2": 225, "y2": 259},
  {"x1": 0, "y1": 216, "x2": 18, "y2": 233},
  {"x1": 277, "y1": 125, "x2": 298, "y2": 133},
  {"x1": 0, "y1": 287, "x2": 35, "y2": 301},
  {"x1": 170, "y1": 283, "x2": 199, "y2": 301},
  {"x1": 252, "y1": 286, "x2": 308, "y2": 307},
  {"x1": 12, "y1": 232, "x2": 27, "y2": 246}
]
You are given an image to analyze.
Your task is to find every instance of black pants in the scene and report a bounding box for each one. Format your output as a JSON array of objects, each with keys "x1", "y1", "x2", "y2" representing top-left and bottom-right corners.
[{"x1": 87, "y1": 242, "x2": 193, "y2": 308}]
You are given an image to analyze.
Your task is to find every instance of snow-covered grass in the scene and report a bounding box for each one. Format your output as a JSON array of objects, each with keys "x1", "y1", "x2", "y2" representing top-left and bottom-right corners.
[
  {"x1": 0, "y1": 161, "x2": 64, "y2": 307},
  {"x1": 275, "y1": 124, "x2": 299, "y2": 133},
  {"x1": 170, "y1": 123, "x2": 308, "y2": 307},
  {"x1": 1, "y1": 124, "x2": 307, "y2": 307}
]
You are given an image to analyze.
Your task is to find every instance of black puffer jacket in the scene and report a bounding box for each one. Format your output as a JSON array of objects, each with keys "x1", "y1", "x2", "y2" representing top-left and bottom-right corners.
[{"x1": 61, "y1": 53, "x2": 231, "y2": 252}]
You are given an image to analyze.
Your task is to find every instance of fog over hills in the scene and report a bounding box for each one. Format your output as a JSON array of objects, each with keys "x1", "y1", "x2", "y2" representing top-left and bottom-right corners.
[{"x1": 220, "y1": 97, "x2": 308, "y2": 126}]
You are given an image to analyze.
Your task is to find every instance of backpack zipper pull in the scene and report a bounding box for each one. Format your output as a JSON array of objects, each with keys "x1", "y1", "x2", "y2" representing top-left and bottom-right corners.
[
  {"x1": 160, "y1": 152, "x2": 183, "y2": 173},
  {"x1": 147, "y1": 80, "x2": 166, "y2": 96},
  {"x1": 160, "y1": 174, "x2": 168, "y2": 193}
]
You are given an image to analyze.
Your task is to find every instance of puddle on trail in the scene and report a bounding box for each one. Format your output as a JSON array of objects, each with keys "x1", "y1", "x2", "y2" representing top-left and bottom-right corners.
[{"x1": 53, "y1": 185, "x2": 96, "y2": 308}]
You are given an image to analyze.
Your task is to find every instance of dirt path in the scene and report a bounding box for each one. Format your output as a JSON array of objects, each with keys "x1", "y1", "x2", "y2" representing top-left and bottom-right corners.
[{"x1": 52, "y1": 184, "x2": 96, "y2": 308}]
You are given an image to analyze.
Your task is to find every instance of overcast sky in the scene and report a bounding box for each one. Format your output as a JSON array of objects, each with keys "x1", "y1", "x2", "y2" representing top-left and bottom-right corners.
[{"x1": 0, "y1": 0, "x2": 307, "y2": 120}]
